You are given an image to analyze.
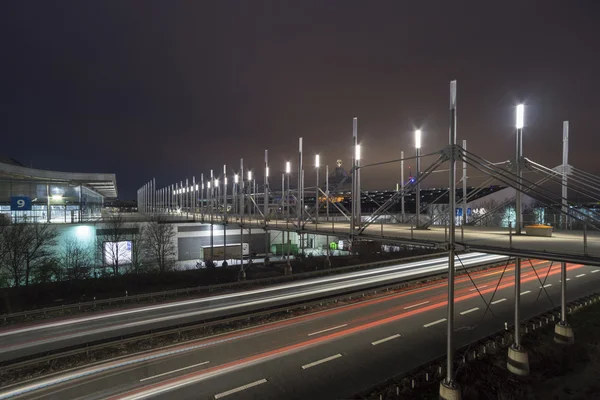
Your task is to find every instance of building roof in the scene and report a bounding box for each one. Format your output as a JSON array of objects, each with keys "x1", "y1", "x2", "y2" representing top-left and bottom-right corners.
[{"x1": 0, "y1": 160, "x2": 118, "y2": 198}]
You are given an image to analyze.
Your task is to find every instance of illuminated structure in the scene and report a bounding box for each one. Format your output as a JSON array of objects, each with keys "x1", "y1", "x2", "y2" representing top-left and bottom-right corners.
[{"x1": 0, "y1": 157, "x2": 117, "y2": 223}]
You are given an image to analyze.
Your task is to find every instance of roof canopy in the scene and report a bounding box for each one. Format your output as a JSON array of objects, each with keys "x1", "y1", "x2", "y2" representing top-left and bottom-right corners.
[{"x1": 0, "y1": 161, "x2": 117, "y2": 198}]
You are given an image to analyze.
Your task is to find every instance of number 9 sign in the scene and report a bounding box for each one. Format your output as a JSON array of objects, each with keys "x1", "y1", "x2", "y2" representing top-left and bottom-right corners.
[{"x1": 11, "y1": 196, "x2": 32, "y2": 211}]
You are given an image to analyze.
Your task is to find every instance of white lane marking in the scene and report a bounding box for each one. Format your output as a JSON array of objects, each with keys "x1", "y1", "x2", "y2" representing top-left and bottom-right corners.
[
  {"x1": 404, "y1": 301, "x2": 429, "y2": 309},
  {"x1": 424, "y1": 318, "x2": 446, "y2": 328},
  {"x1": 307, "y1": 324, "x2": 347, "y2": 336},
  {"x1": 520, "y1": 290, "x2": 531, "y2": 295},
  {"x1": 591, "y1": 270, "x2": 600, "y2": 273},
  {"x1": 214, "y1": 379, "x2": 268, "y2": 399},
  {"x1": 491, "y1": 298, "x2": 507, "y2": 305},
  {"x1": 301, "y1": 354, "x2": 342, "y2": 369},
  {"x1": 522, "y1": 273, "x2": 530, "y2": 277},
  {"x1": 460, "y1": 307, "x2": 479, "y2": 315},
  {"x1": 567, "y1": 278, "x2": 571, "y2": 281},
  {"x1": 371, "y1": 334, "x2": 401, "y2": 346},
  {"x1": 140, "y1": 361, "x2": 209, "y2": 382},
  {"x1": 540, "y1": 284, "x2": 552, "y2": 288},
  {"x1": 469, "y1": 285, "x2": 488, "y2": 291},
  {"x1": 576, "y1": 274, "x2": 586, "y2": 278}
]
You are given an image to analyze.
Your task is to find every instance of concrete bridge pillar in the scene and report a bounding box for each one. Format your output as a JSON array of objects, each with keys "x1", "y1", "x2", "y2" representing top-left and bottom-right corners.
[
  {"x1": 507, "y1": 345, "x2": 530, "y2": 376},
  {"x1": 439, "y1": 380, "x2": 461, "y2": 400},
  {"x1": 554, "y1": 322, "x2": 575, "y2": 345}
]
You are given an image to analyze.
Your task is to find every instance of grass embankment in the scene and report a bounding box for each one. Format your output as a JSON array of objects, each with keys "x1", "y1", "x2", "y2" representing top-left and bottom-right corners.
[{"x1": 375, "y1": 300, "x2": 600, "y2": 399}]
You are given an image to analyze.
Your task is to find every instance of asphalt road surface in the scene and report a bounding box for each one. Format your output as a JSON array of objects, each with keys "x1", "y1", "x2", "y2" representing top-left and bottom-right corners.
[
  {"x1": 2, "y1": 260, "x2": 598, "y2": 400},
  {"x1": 0, "y1": 252, "x2": 504, "y2": 362}
]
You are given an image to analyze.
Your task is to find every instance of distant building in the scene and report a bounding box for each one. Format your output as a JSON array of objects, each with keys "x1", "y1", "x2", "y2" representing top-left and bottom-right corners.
[{"x1": 0, "y1": 157, "x2": 117, "y2": 223}]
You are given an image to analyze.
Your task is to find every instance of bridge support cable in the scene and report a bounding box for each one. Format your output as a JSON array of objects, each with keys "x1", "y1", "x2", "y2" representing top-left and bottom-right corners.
[
  {"x1": 358, "y1": 150, "x2": 441, "y2": 169},
  {"x1": 526, "y1": 159, "x2": 600, "y2": 203},
  {"x1": 454, "y1": 253, "x2": 496, "y2": 318},
  {"x1": 570, "y1": 166, "x2": 600, "y2": 187},
  {"x1": 479, "y1": 256, "x2": 513, "y2": 321},
  {"x1": 359, "y1": 155, "x2": 447, "y2": 234},
  {"x1": 529, "y1": 259, "x2": 557, "y2": 307},
  {"x1": 462, "y1": 154, "x2": 600, "y2": 230},
  {"x1": 467, "y1": 174, "x2": 554, "y2": 226}
]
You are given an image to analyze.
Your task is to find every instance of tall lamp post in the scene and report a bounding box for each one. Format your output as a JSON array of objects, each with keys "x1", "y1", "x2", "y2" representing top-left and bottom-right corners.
[
  {"x1": 415, "y1": 129, "x2": 422, "y2": 229},
  {"x1": 285, "y1": 161, "x2": 292, "y2": 274},
  {"x1": 247, "y1": 170, "x2": 253, "y2": 219},
  {"x1": 315, "y1": 154, "x2": 320, "y2": 225},
  {"x1": 507, "y1": 103, "x2": 530, "y2": 376},
  {"x1": 516, "y1": 104, "x2": 524, "y2": 234}
]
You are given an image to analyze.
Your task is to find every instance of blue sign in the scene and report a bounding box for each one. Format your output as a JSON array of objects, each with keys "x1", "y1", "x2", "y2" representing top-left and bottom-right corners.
[
  {"x1": 456, "y1": 208, "x2": 463, "y2": 217},
  {"x1": 467, "y1": 207, "x2": 472, "y2": 216},
  {"x1": 11, "y1": 196, "x2": 32, "y2": 211}
]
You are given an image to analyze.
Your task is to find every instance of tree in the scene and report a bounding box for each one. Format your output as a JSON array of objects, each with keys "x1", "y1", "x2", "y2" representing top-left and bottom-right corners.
[
  {"x1": 0, "y1": 223, "x2": 28, "y2": 287},
  {"x1": 143, "y1": 217, "x2": 176, "y2": 273},
  {"x1": 0, "y1": 221, "x2": 57, "y2": 287},
  {"x1": 129, "y1": 224, "x2": 146, "y2": 274},
  {"x1": 22, "y1": 223, "x2": 58, "y2": 286},
  {"x1": 99, "y1": 213, "x2": 131, "y2": 275},
  {"x1": 62, "y1": 237, "x2": 93, "y2": 281}
]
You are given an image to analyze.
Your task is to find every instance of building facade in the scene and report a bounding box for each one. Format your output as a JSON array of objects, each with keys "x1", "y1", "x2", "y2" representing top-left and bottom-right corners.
[{"x1": 0, "y1": 158, "x2": 117, "y2": 223}]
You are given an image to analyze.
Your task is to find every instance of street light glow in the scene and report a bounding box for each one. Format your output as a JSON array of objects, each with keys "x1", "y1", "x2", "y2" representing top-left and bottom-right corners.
[
  {"x1": 355, "y1": 145, "x2": 361, "y2": 161},
  {"x1": 207, "y1": 182, "x2": 211, "y2": 189},
  {"x1": 415, "y1": 129, "x2": 422, "y2": 149},
  {"x1": 286, "y1": 161, "x2": 291, "y2": 174},
  {"x1": 215, "y1": 178, "x2": 219, "y2": 186},
  {"x1": 248, "y1": 171, "x2": 252, "y2": 181},
  {"x1": 224, "y1": 177, "x2": 228, "y2": 185},
  {"x1": 234, "y1": 174, "x2": 239, "y2": 184},
  {"x1": 266, "y1": 167, "x2": 269, "y2": 178},
  {"x1": 315, "y1": 154, "x2": 320, "y2": 168},
  {"x1": 516, "y1": 104, "x2": 524, "y2": 129}
]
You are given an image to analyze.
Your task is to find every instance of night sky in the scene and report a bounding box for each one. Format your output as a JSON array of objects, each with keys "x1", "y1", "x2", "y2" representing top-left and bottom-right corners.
[{"x1": 1, "y1": 1, "x2": 599, "y2": 200}]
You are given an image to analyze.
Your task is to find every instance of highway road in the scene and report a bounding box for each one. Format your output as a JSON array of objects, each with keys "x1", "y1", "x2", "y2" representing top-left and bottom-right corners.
[
  {"x1": 0, "y1": 252, "x2": 504, "y2": 362},
  {"x1": 1, "y1": 260, "x2": 599, "y2": 400}
]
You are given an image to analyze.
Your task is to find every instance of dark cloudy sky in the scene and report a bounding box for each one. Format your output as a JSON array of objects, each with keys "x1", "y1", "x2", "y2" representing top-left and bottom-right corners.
[{"x1": 1, "y1": 1, "x2": 599, "y2": 200}]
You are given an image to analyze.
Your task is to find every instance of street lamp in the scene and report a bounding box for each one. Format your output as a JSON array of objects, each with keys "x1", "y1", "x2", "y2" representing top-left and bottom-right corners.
[
  {"x1": 508, "y1": 103, "x2": 529, "y2": 376},
  {"x1": 315, "y1": 154, "x2": 320, "y2": 224},
  {"x1": 415, "y1": 129, "x2": 422, "y2": 229}
]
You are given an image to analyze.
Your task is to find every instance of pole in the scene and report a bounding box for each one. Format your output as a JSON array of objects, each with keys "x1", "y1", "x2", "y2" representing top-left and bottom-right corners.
[
  {"x1": 326, "y1": 164, "x2": 330, "y2": 222},
  {"x1": 200, "y1": 174, "x2": 204, "y2": 220},
  {"x1": 287, "y1": 172, "x2": 291, "y2": 268},
  {"x1": 264, "y1": 150, "x2": 269, "y2": 225},
  {"x1": 240, "y1": 225, "x2": 244, "y2": 279},
  {"x1": 193, "y1": 176, "x2": 196, "y2": 219},
  {"x1": 439, "y1": 81, "x2": 461, "y2": 400},
  {"x1": 401, "y1": 150, "x2": 405, "y2": 223},
  {"x1": 462, "y1": 140, "x2": 467, "y2": 225},
  {"x1": 416, "y1": 145, "x2": 421, "y2": 229},
  {"x1": 240, "y1": 158, "x2": 244, "y2": 222},
  {"x1": 515, "y1": 257, "x2": 522, "y2": 345},
  {"x1": 298, "y1": 138, "x2": 303, "y2": 229},
  {"x1": 516, "y1": 123, "x2": 523, "y2": 235},
  {"x1": 561, "y1": 121, "x2": 569, "y2": 325},
  {"x1": 316, "y1": 159, "x2": 320, "y2": 226},
  {"x1": 562, "y1": 121, "x2": 569, "y2": 228},
  {"x1": 351, "y1": 117, "x2": 358, "y2": 237},
  {"x1": 210, "y1": 170, "x2": 214, "y2": 263},
  {"x1": 223, "y1": 164, "x2": 228, "y2": 222}
]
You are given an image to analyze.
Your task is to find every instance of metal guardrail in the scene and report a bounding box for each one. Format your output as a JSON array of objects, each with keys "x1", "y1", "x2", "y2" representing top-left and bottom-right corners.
[
  {"x1": 1, "y1": 252, "x2": 447, "y2": 322},
  {"x1": 0, "y1": 255, "x2": 501, "y2": 374}
]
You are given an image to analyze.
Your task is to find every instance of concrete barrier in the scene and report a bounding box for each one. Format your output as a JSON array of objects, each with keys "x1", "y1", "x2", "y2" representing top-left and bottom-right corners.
[{"x1": 525, "y1": 225, "x2": 553, "y2": 237}]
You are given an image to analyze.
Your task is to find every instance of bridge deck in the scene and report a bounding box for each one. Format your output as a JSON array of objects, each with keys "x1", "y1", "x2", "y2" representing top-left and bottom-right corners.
[{"x1": 170, "y1": 214, "x2": 600, "y2": 266}]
